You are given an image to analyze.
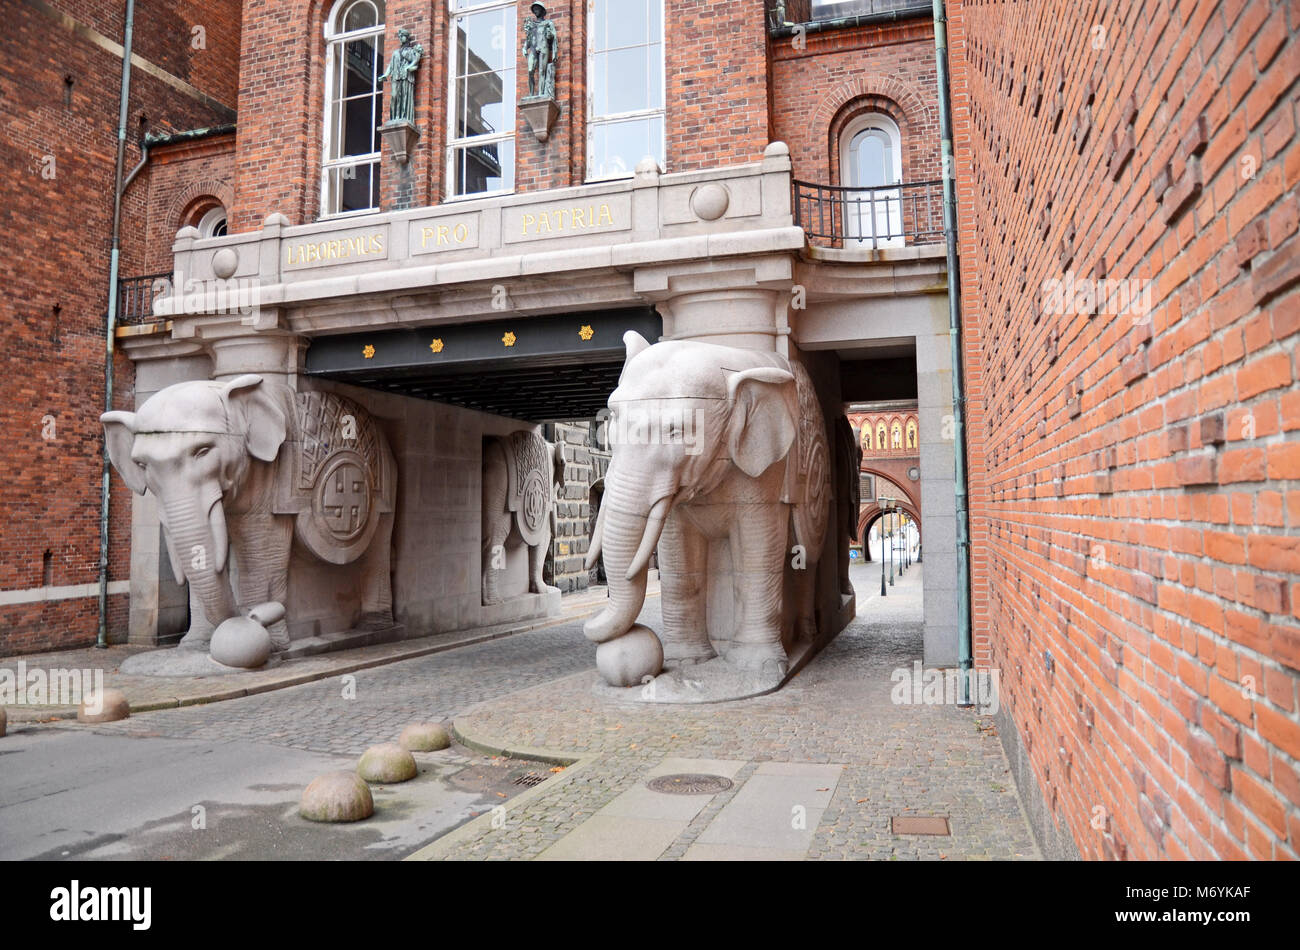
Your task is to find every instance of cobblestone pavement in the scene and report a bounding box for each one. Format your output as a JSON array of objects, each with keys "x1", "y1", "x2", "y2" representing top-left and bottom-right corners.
[
  {"x1": 8, "y1": 564, "x2": 1040, "y2": 860},
  {"x1": 430, "y1": 564, "x2": 1041, "y2": 861},
  {"x1": 1, "y1": 585, "x2": 617, "y2": 722}
]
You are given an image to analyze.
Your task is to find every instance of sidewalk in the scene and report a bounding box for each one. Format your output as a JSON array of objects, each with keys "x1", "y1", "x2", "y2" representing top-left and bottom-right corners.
[
  {"x1": 1, "y1": 581, "x2": 635, "y2": 722},
  {"x1": 413, "y1": 563, "x2": 1041, "y2": 861}
]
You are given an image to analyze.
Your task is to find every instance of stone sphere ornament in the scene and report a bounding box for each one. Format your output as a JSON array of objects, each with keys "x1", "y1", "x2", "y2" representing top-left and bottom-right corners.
[
  {"x1": 210, "y1": 616, "x2": 273, "y2": 670},
  {"x1": 596, "y1": 624, "x2": 664, "y2": 687},
  {"x1": 211, "y1": 246, "x2": 239, "y2": 279},
  {"x1": 358, "y1": 742, "x2": 418, "y2": 783},
  {"x1": 691, "y1": 183, "x2": 730, "y2": 221},
  {"x1": 399, "y1": 723, "x2": 451, "y2": 752},
  {"x1": 300, "y1": 770, "x2": 374, "y2": 823},
  {"x1": 77, "y1": 688, "x2": 130, "y2": 723}
]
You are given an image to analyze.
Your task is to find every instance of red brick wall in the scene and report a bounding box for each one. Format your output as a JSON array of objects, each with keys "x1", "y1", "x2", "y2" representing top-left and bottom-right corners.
[
  {"x1": 138, "y1": 134, "x2": 238, "y2": 274},
  {"x1": 0, "y1": 0, "x2": 238, "y2": 655},
  {"x1": 770, "y1": 17, "x2": 941, "y2": 186},
  {"x1": 232, "y1": 0, "x2": 771, "y2": 229},
  {"x1": 948, "y1": 0, "x2": 1300, "y2": 859}
]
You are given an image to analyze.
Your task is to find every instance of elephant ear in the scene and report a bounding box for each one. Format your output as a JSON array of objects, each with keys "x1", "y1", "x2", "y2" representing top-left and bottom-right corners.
[
  {"x1": 222, "y1": 375, "x2": 287, "y2": 463},
  {"x1": 101, "y1": 411, "x2": 146, "y2": 495},
  {"x1": 726, "y1": 366, "x2": 797, "y2": 478},
  {"x1": 617, "y1": 331, "x2": 653, "y2": 386}
]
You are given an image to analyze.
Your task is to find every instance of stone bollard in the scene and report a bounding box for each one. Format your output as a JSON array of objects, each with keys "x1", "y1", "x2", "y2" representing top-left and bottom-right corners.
[
  {"x1": 77, "y1": 688, "x2": 130, "y2": 723},
  {"x1": 300, "y1": 770, "x2": 374, "y2": 823},
  {"x1": 357, "y1": 742, "x2": 417, "y2": 783}
]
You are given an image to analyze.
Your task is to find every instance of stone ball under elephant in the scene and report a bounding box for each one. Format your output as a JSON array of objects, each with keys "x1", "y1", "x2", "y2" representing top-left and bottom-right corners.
[
  {"x1": 595, "y1": 624, "x2": 664, "y2": 687},
  {"x1": 300, "y1": 770, "x2": 374, "y2": 822},
  {"x1": 358, "y1": 742, "x2": 418, "y2": 783},
  {"x1": 399, "y1": 722, "x2": 451, "y2": 752},
  {"x1": 209, "y1": 616, "x2": 273, "y2": 669}
]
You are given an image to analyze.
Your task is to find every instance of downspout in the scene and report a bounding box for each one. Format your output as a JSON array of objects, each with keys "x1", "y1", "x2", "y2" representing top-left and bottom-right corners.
[
  {"x1": 931, "y1": 0, "x2": 974, "y2": 704},
  {"x1": 97, "y1": 0, "x2": 136, "y2": 648}
]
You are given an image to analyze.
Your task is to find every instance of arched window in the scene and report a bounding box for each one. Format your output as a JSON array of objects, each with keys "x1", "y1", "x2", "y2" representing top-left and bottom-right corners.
[
  {"x1": 840, "y1": 113, "x2": 903, "y2": 248},
  {"x1": 876, "y1": 422, "x2": 887, "y2": 451},
  {"x1": 196, "y1": 205, "x2": 228, "y2": 238},
  {"x1": 905, "y1": 419, "x2": 917, "y2": 449},
  {"x1": 322, "y1": 0, "x2": 386, "y2": 217}
]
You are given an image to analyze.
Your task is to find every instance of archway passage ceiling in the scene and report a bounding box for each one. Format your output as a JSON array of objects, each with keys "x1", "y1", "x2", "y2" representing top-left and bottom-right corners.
[{"x1": 304, "y1": 307, "x2": 661, "y2": 422}]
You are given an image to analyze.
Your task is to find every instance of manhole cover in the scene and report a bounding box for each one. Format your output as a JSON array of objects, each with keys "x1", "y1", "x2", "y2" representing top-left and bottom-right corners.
[
  {"x1": 891, "y1": 816, "x2": 951, "y2": 835},
  {"x1": 647, "y1": 773, "x2": 734, "y2": 795}
]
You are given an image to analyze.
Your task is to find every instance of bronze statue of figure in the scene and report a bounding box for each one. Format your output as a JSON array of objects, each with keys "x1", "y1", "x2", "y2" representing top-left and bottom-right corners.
[
  {"x1": 380, "y1": 27, "x2": 423, "y2": 124},
  {"x1": 522, "y1": 3, "x2": 558, "y2": 99}
]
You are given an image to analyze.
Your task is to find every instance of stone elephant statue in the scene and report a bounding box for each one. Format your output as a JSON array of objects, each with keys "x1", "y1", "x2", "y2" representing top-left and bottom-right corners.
[
  {"x1": 482, "y1": 430, "x2": 563, "y2": 605},
  {"x1": 584, "y1": 331, "x2": 831, "y2": 684},
  {"x1": 102, "y1": 375, "x2": 396, "y2": 653}
]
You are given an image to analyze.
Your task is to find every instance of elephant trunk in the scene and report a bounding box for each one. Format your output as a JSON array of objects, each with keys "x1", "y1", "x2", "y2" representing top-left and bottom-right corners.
[
  {"x1": 162, "y1": 493, "x2": 236, "y2": 627},
  {"x1": 583, "y1": 472, "x2": 672, "y2": 645}
]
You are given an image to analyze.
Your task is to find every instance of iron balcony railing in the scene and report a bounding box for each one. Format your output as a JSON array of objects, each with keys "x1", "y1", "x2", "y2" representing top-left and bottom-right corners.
[
  {"x1": 117, "y1": 273, "x2": 173, "y2": 324},
  {"x1": 793, "y1": 179, "x2": 944, "y2": 249}
]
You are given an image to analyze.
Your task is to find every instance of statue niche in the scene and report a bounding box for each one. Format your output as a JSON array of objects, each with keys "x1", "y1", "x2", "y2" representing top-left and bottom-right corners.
[{"x1": 482, "y1": 430, "x2": 563, "y2": 605}]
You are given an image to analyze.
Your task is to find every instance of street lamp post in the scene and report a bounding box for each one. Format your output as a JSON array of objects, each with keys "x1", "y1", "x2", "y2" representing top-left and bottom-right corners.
[
  {"x1": 879, "y1": 511, "x2": 887, "y2": 597},
  {"x1": 888, "y1": 505, "x2": 895, "y2": 587}
]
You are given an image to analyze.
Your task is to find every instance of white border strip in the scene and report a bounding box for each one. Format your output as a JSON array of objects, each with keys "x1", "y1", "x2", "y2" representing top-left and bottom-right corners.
[{"x1": 0, "y1": 581, "x2": 130, "y2": 607}]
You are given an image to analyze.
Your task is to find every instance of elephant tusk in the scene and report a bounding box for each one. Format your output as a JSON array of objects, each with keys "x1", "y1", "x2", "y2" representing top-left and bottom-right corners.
[
  {"x1": 584, "y1": 503, "x2": 607, "y2": 571},
  {"x1": 208, "y1": 497, "x2": 229, "y2": 575},
  {"x1": 625, "y1": 495, "x2": 672, "y2": 581}
]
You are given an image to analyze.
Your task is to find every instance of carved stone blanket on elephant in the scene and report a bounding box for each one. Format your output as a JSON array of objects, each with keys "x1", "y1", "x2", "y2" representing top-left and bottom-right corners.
[
  {"x1": 784, "y1": 360, "x2": 831, "y2": 559},
  {"x1": 505, "y1": 429, "x2": 552, "y2": 549},
  {"x1": 276, "y1": 390, "x2": 396, "y2": 565}
]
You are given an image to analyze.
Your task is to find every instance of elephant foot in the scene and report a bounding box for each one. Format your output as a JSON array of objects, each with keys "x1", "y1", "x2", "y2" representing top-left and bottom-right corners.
[
  {"x1": 662, "y1": 641, "x2": 717, "y2": 666},
  {"x1": 177, "y1": 628, "x2": 214, "y2": 652},
  {"x1": 530, "y1": 582, "x2": 560, "y2": 596},
  {"x1": 724, "y1": 642, "x2": 789, "y2": 678}
]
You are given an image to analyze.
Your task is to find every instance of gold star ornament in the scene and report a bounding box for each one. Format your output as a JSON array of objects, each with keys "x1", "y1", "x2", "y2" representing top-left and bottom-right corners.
[
  {"x1": 579, "y1": 325, "x2": 594, "y2": 341},
  {"x1": 502, "y1": 331, "x2": 517, "y2": 347},
  {"x1": 430, "y1": 338, "x2": 444, "y2": 354},
  {"x1": 362, "y1": 344, "x2": 375, "y2": 359}
]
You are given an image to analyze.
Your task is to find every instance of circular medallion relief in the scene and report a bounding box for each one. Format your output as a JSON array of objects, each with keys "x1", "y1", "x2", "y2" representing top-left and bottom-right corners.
[{"x1": 315, "y1": 455, "x2": 371, "y2": 544}]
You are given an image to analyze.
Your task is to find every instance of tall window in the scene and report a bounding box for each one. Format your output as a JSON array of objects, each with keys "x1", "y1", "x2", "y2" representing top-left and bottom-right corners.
[
  {"x1": 587, "y1": 0, "x2": 664, "y2": 180},
  {"x1": 448, "y1": 0, "x2": 516, "y2": 198},
  {"x1": 841, "y1": 113, "x2": 903, "y2": 247},
  {"x1": 323, "y1": 0, "x2": 386, "y2": 217}
]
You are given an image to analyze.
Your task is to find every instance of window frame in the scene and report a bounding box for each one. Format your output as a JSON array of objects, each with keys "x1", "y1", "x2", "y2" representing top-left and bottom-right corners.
[
  {"x1": 444, "y1": 0, "x2": 518, "y2": 201},
  {"x1": 321, "y1": 0, "x2": 387, "y2": 220},
  {"x1": 585, "y1": 0, "x2": 666, "y2": 183}
]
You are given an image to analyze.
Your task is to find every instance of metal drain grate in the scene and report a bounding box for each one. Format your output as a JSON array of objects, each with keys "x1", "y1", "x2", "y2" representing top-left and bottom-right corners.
[
  {"x1": 514, "y1": 772, "x2": 547, "y2": 787},
  {"x1": 647, "y1": 773, "x2": 734, "y2": 795},
  {"x1": 890, "y1": 816, "x2": 951, "y2": 835}
]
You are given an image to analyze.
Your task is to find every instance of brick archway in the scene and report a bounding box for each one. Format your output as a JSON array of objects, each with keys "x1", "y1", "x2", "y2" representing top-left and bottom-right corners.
[
  {"x1": 170, "y1": 178, "x2": 235, "y2": 233},
  {"x1": 818, "y1": 75, "x2": 937, "y2": 186}
]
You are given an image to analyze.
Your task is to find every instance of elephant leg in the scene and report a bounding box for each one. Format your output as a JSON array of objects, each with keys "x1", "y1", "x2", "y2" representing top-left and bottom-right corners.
[
  {"x1": 482, "y1": 440, "x2": 510, "y2": 606},
  {"x1": 230, "y1": 514, "x2": 293, "y2": 651},
  {"x1": 358, "y1": 512, "x2": 395, "y2": 629},
  {"x1": 657, "y1": 511, "x2": 714, "y2": 665},
  {"x1": 179, "y1": 585, "x2": 217, "y2": 650},
  {"x1": 723, "y1": 504, "x2": 789, "y2": 674},
  {"x1": 527, "y1": 527, "x2": 559, "y2": 595}
]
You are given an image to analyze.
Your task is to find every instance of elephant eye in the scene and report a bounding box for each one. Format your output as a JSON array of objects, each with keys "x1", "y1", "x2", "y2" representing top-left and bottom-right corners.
[{"x1": 193, "y1": 446, "x2": 212, "y2": 459}]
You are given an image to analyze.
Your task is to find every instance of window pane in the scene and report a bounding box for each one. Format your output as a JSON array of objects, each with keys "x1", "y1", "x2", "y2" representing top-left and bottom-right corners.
[
  {"x1": 589, "y1": 115, "x2": 662, "y2": 179},
  {"x1": 342, "y1": 92, "x2": 375, "y2": 156},
  {"x1": 602, "y1": 0, "x2": 649, "y2": 49},
  {"x1": 599, "y1": 47, "x2": 652, "y2": 114},
  {"x1": 455, "y1": 138, "x2": 513, "y2": 195},
  {"x1": 455, "y1": 9, "x2": 508, "y2": 76},
  {"x1": 458, "y1": 68, "x2": 511, "y2": 138},
  {"x1": 342, "y1": 0, "x2": 378, "y2": 33},
  {"x1": 343, "y1": 37, "x2": 377, "y2": 97}
]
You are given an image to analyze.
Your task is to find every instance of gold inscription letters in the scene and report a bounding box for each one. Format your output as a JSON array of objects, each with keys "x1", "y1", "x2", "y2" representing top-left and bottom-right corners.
[
  {"x1": 519, "y1": 203, "x2": 617, "y2": 237},
  {"x1": 286, "y1": 232, "x2": 385, "y2": 267}
]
